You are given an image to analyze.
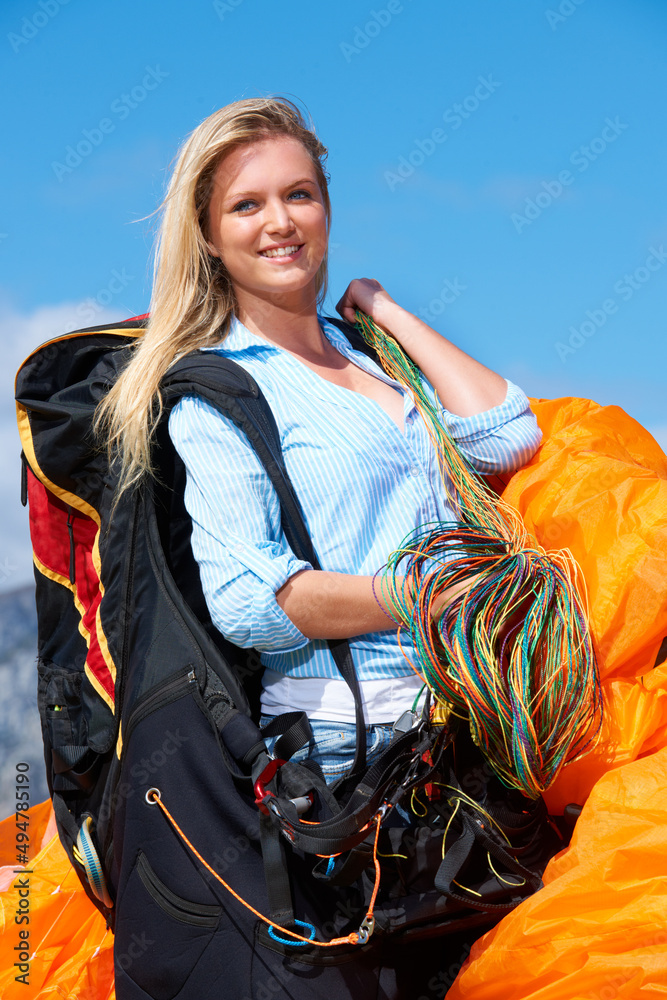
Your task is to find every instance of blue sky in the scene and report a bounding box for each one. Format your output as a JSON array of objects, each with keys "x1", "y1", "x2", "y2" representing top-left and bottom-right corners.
[{"x1": 1, "y1": 0, "x2": 666, "y2": 591}]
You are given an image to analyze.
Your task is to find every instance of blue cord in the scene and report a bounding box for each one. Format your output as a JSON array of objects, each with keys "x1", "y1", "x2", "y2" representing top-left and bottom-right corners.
[
  {"x1": 267, "y1": 919, "x2": 316, "y2": 947},
  {"x1": 326, "y1": 855, "x2": 335, "y2": 876}
]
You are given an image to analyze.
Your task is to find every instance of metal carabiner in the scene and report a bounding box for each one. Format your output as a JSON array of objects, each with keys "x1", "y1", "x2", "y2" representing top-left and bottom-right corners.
[{"x1": 253, "y1": 757, "x2": 286, "y2": 816}]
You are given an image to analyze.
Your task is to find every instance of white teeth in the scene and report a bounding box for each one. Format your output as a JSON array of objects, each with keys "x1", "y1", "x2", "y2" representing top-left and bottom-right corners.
[{"x1": 260, "y1": 245, "x2": 301, "y2": 257}]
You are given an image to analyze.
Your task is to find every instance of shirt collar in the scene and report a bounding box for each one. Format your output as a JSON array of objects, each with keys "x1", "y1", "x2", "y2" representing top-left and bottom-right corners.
[
  {"x1": 216, "y1": 313, "x2": 273, "y2": 353},
  {"x1": 208, "y1": 310, "x2": 414, "y2": 417},
  {"x1": 210, "y1": 312, "x2": 353, "y2": 355},
  {"x1": 318, "y1": 315, "x2": 357, "y2": 353}
]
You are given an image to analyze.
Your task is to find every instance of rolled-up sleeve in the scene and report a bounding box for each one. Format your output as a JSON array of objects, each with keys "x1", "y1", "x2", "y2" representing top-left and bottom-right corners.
[
  {"x1": 168, "y1": 395, "x2": 313, "y2": 652},
  {"x1": 428, "y1": 379, "x2": 542, "y2": 474}
]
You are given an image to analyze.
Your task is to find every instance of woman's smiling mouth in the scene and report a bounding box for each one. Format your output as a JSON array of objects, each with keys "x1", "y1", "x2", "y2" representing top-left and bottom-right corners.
[{"x1": 258, "y1": 243, "x2": 304, "y2": 259}]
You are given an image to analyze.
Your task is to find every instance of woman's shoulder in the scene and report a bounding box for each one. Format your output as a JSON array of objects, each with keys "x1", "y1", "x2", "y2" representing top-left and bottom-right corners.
[{"x1": 200, "y1": 314, "x2": 269, "y2": 356}]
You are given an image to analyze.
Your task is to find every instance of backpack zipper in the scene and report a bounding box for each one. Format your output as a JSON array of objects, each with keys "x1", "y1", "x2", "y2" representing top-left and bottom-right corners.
[
  {"x1": 114, "y1": 498, "x2": 139, "y2": 723},
  {"x1": 66, "y1": 507, "x2": 76, "y2": 584},
  {"x1": 20, "y1": 452, "x2": 28, "y2": 507},
  {"x1": 122, "y1": 667, "x2": 197, "y2": 751}
]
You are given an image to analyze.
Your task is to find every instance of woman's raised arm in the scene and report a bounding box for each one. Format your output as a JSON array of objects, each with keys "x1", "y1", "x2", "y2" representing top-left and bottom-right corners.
[{"x1": 336, "y1": 278, "x2": 508, "y2": 418}]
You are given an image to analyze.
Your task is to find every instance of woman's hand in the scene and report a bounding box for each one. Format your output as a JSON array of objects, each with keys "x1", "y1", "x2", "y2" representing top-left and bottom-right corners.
[
  {"x1": 335, "y1": 278, "x2": 398, "y2": 328},
  {"x1": 428, "y1": 574, "x2": 481, "y2": 622},
  {"x1": 337, "y1": 277, "x2": 508, "y2": 418}
]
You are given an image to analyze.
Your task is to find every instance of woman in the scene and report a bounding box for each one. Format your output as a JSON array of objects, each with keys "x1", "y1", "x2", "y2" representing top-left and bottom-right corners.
[{"x1": 99, "y1": 96, "x2": 542, "y2": 783}]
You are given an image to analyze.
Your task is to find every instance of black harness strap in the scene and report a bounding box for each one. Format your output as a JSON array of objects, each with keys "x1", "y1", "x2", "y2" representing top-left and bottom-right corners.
[
  {"x1": 259, "y1": 814, "x2": 295, "y2": 929},
  {"x1": 261, "y1": 711, "x2": 313, "y2": 762}
]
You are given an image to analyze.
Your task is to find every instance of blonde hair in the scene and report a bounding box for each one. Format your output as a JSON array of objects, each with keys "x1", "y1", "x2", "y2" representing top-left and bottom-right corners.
[{"x1": 95, "y1": 96, "x2": 331, "y2": 493}]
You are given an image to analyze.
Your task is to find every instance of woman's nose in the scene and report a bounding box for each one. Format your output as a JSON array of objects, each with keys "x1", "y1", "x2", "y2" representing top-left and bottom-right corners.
[{"x1": 265, "y1": 198, "x2": 296, "y2": 234}]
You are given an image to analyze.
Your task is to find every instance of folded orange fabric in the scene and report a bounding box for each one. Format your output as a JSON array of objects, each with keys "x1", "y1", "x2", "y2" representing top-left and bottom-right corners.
[
  {"x1": 447, "y1": 398, "x2": 667, "y2": 997},
  {"x1": 505, "y1": 398, "x2": 667, "y2": 813},
  {"x1": 0, "y1": 804, "x2": 114, "y2": 999}
]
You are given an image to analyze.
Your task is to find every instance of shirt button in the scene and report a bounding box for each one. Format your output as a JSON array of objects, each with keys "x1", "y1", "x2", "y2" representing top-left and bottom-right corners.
[{"x1": 410, "y1": 467, "x2": 421, "y2": 477}]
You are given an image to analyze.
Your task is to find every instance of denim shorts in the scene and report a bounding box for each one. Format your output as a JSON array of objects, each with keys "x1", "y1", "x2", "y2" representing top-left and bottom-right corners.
[{"x1": 260, "y1": 716, "x2": 397, "y2": 785}]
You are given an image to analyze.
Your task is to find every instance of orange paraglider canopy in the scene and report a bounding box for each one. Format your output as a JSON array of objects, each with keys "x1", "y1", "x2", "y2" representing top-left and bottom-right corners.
[
  {"x1": 0, "y1": 803, "x2": 115, "y2": 999},
  {"x1": 447, "y1": 397, "x2": 667, "y2": 998},
  {"x1": 1, "y1": 395, "x2": 665, "y2": 998}
]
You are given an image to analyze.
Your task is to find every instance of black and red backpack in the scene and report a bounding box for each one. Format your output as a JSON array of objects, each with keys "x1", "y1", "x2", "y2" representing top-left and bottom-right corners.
[{"x1": 16, "y1": 316, "x2": 565, "y2": 998}]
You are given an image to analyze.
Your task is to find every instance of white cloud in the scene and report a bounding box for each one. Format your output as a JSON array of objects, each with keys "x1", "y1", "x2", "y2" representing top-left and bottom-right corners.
[
  {"x1": 1, "y1": 300, "x2": 127, "y2": 593},
  {"x1": 3, "y1": 299, "x2": 126, "y2": 385}
]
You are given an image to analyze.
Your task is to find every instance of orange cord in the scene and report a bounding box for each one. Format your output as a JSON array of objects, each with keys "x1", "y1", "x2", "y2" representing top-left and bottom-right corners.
[
  {"x1": 367, "y1": 808, "x2": 382, "y2": 916},
  {"x1": 146, "y1": 788, "x2": 382, "y2": 948}
]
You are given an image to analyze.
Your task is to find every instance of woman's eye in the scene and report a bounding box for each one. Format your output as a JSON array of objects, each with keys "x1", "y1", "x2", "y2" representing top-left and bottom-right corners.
[
  {"x1": 232, "y1": 199, "x2": 255, "y2": 212},
  {"x1": 232, "y1": 190, "x2": 310, "y2": 212}
]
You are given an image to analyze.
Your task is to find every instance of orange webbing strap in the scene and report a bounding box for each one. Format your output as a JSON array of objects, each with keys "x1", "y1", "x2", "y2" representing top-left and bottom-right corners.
[{"x1": 145, "y1": 787, "x2": 382, "y2": 948}]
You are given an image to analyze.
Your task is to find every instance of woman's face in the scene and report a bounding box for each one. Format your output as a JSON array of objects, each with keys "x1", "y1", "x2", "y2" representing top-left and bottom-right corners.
[{"x1": 207, "y1": 135, "x2": 328, "y2": 310}]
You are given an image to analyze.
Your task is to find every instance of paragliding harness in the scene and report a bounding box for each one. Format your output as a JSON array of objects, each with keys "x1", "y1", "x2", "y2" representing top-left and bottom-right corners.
[{"x1": 16, "y1": 315, "x2": 565, "y2": 964}]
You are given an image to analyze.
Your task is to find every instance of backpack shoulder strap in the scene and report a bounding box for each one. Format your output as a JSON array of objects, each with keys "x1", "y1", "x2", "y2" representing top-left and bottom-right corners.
[
  {"x1": 161, "y1": 343, "x2": 369, "y2": 773},
  {"x1": 161, "y1": 351, "x2": 319, "y2": 569}
]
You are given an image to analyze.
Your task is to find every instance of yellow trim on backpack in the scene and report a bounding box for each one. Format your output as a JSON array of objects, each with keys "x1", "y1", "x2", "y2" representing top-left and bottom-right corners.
[{"x1": 17, "y1": 325, "x2": 145, "y2": 716}]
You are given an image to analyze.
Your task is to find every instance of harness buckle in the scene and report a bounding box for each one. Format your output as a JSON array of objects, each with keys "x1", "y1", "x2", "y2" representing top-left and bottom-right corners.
[
  {"x1": 254, "y1": 757, "x2": 287, "y2": 816},
  {"x1": 392, "y1": 709, "x2": 416, "y2": 735},
  {"x1": 289, "y1": 793, "x2": 314, "y2": 817}
]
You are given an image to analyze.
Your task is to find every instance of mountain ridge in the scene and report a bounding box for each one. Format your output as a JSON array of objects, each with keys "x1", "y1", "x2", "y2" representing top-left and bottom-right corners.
[{"x1": 0, "y1": 583, "x2": 48, "y2": 819}]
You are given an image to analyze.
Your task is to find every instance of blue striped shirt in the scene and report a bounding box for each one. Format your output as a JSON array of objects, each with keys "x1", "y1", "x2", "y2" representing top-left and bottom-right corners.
[{"x1": 168, "y1": 314, "x2": 542, "y2": 684}]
